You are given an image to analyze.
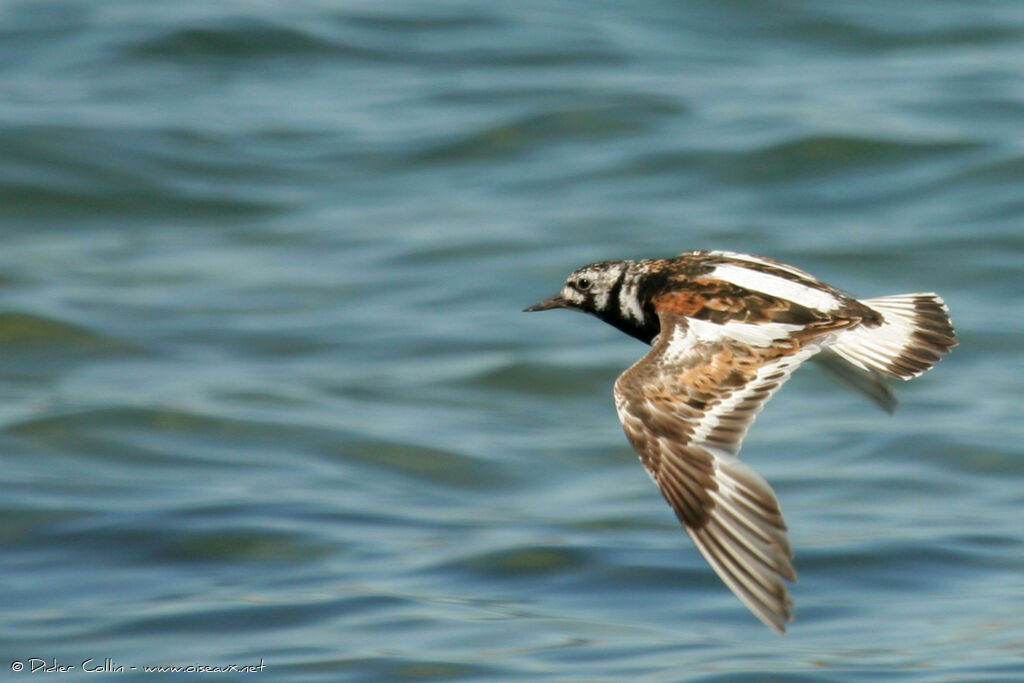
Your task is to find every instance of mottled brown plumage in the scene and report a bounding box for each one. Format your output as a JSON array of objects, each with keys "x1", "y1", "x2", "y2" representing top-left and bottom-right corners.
[{"x1": 525, "y1": 250, "x2": 956, "y2": 632}]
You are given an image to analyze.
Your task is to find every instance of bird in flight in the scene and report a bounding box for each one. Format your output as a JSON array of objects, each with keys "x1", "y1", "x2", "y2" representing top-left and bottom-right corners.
[{"x1": 524, "y1": 250, "x2": 956, "y2": 633}]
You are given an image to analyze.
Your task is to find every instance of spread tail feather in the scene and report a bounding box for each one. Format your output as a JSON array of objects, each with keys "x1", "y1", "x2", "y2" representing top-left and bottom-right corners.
[{"x1": 830, "y1": 293, "x2": 957, "y2": 380}]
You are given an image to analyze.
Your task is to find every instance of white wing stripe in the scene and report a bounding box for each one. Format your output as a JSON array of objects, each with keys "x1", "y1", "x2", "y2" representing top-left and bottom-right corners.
[
  {"x1": 688, "y1": 317, "x2": 803, "y2": 346},
  {"x1": 688, "y1": 344, "x2": 821, "y2": 451},
  {"x1": 708, "y1": 250, "x2": 818, "y2": 282},
  {"x1": 711, "y1": 263, "x2": 843, "y2": 312}
]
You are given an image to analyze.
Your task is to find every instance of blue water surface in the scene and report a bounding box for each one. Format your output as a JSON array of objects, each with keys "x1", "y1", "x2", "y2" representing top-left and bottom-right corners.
[{"x1": 0, "y1": 1, "x2": 1022, "y2": 680}]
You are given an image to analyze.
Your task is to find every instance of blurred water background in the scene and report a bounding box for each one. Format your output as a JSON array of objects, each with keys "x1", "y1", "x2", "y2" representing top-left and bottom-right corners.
[{"x1": 0, "y1": 1, "x2": 1022, "y2": 680}]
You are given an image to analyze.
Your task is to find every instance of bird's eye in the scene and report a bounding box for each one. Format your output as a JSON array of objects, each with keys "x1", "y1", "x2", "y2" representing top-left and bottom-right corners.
[{"x1": 576, "y1": 278, "x2": 592, "y2": 291}]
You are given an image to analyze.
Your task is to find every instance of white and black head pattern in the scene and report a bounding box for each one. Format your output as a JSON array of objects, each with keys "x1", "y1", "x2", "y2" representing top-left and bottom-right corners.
[
  {"x1": 526, "y1": 250, "x2": 956, "y2": 633},
  {"x1": 524, "y1": 260, "x2": 655, "y2": 342}
]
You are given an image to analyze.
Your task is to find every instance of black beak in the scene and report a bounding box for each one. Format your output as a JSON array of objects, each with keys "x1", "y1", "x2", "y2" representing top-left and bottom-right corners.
[{"x1": 523, "y1": 294, "x2": 568, "y2": 312}]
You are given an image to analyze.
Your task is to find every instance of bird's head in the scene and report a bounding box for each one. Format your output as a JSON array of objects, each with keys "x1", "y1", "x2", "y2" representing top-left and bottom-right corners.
[
  {"x1": 523, "y1": 260, "x2": 628, "y2": 316},
  {"x1": 524, "y1": 259, "x2": 657, "y2": 343}
]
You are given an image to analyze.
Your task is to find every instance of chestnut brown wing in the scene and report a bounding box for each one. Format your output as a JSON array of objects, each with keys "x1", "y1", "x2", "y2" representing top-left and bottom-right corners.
[{"x1": 613, "y1": 311, "x2": 826, "y2": 632}]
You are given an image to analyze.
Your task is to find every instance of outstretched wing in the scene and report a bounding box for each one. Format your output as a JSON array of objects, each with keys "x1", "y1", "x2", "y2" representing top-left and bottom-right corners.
[{"x1": 613, "y1": 310, "x2": 829, "y2": 633}]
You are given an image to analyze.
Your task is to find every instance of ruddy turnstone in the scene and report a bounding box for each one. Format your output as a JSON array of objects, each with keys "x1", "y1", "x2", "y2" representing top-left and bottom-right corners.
[{"x1": 524, "y1": 250, "x2": 956, "y2": 633}]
